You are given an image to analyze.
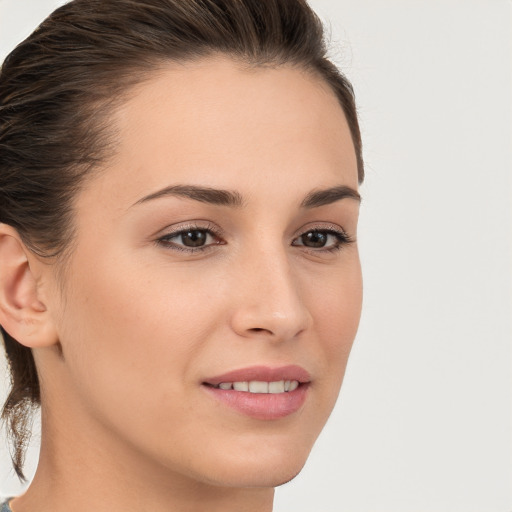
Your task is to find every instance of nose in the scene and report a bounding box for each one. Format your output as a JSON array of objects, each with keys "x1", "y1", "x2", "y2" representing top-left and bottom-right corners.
[{"x1": 229, "y1": 249, "x2": 312, "y2": 342}]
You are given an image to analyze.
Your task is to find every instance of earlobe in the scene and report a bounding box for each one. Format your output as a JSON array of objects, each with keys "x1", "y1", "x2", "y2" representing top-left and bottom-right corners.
[{"x1": 0, "y1": 225, "x2": 59, "y2": 348}]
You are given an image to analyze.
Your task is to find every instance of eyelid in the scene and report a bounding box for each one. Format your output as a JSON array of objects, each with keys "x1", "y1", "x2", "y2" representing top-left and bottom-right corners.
[
  {"x1": 295, "y1": 222, "x2": 352, "y2": 239},
  {"x1": 155, "y1": 221, "x2": 222, "y2": 238},
  {"x1": 154, "y1": 221, "x2": 225, "y2": 252},
  {"x1": 292, "y1": 223, "x2": 354, "y2": 252}
]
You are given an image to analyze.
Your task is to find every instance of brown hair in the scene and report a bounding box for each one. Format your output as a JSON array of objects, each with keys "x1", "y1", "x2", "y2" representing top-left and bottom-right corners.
[{"x1": 0, "y1": 0, "x2": 364, "y2": 479}]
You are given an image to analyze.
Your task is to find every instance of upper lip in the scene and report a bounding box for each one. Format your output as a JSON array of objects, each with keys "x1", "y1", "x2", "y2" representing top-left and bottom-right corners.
[{"x1": 203, "y1": 365, "x2": 311, "y2": 386}]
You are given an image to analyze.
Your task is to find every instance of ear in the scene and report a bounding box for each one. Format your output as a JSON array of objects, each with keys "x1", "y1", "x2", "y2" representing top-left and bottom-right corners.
[{"x1": 0, "y1": 224, "x2": 59, "y2": 348}]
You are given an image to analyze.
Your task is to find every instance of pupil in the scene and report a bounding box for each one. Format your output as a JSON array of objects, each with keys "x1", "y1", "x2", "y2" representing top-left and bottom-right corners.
[
  {"x1": 182, "y1": 230, "x2": 207, "y2": 247},
  {"x1": 303, "y1": 231, "x2": 327, "y2": 248}
]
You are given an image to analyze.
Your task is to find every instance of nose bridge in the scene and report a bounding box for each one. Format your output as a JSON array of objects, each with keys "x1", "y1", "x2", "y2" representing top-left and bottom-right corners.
[{"x1": 230, "y1": 241, "x2": 311, "y2": 340}]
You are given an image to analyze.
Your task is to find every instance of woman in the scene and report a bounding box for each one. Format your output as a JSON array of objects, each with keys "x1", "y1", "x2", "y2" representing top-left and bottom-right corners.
[{"x1": 0, "y1": 0, "x2": 364, "y2": 511}]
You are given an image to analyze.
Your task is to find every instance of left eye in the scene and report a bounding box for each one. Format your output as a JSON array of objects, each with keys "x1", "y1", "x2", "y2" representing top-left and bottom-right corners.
[
  {"x1": 292, "y1": 229, "x2": 347, "y2": 249},
  {"x1": 159, "y1": 229, "x2": 218, "y2": 248}
]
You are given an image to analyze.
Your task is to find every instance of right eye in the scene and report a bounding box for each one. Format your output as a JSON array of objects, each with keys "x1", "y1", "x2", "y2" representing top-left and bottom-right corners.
[{"x1": 157, "y1": 226, "x2": 224, "y2": 252}]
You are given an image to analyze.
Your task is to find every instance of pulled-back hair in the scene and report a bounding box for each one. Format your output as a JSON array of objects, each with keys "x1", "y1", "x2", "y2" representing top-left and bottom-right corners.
[{"x1": 0, "y1": 0, "x2": 364, "y2": 479}]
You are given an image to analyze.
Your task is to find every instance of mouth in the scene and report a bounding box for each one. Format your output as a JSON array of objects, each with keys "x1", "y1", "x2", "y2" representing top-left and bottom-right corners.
[
  {"x1": 206, "y1": 380, "x2": 300, "y2": 393},
  {"x1": 202, "y1": 365, "x2": 310, "y2": 420}
]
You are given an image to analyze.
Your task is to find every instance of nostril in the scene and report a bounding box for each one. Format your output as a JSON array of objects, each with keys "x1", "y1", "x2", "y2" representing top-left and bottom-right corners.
[{"x1": 249, "y1": 327, "x2": 271, "y2": 334}]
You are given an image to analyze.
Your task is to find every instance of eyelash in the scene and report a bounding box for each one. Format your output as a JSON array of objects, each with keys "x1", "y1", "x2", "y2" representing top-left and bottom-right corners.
[
  {"x1": 291, "y1": 227, "x2": 353, "y2": 254},
  {"x1": 156, "y1": 223, "x2": 353, "y2": 254}
]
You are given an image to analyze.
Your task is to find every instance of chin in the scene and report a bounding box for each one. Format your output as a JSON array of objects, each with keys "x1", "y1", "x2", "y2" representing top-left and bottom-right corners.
[
  {"x1": 203, "y1": 460, "x2": 307, "y2": 489},
  {"x1": 186, "y1": 438, "x2": 314, "y2": 489}
]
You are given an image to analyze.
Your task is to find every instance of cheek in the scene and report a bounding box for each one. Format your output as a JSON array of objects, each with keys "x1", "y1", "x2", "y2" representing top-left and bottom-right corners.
[
  {"x1": 53, "y1": 254, "x2": 232, "y2": 471},
  {"x1": 313, "y1": 253, "x2": 362, "y2": 333},
  {"x1": 56, "y1": 253, "x2": 219, "y2": 413},
  {"x1": 309, "y1": 258, "x2": 362, "y2": 390}
]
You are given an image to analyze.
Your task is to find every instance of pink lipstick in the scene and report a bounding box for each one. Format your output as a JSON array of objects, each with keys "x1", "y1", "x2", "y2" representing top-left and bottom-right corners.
[{"x1": 202, "y1": 365, "x2": 310, "y2": 420}]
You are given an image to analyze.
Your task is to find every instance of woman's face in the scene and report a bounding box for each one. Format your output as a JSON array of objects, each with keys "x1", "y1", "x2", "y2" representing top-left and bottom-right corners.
[{"x1": 42, "y1": 57, "x2": 362, "y2": 487}]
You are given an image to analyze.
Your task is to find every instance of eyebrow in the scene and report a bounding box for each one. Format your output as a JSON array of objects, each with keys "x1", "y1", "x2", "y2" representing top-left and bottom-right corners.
[
  {"x1": 133, "y1": 184, "x2": 244, "y2": 207},
  {"x1": 133, "y1": 184, "x2": 360, "y2": 208},
  {"x1": 300, "y1": 185, "x2": 361, "y2": 208}
]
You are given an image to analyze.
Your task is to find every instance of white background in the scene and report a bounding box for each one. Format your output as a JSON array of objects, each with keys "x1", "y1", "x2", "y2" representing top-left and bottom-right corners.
[{"x1": 0, "y1": 1, "x2": 511, "y2": 511}]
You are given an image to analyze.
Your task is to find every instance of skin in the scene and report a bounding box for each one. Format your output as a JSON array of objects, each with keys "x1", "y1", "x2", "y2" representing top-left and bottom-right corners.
[{"x1": 0, "y1": 57, "x2": 362, "y2": 512}]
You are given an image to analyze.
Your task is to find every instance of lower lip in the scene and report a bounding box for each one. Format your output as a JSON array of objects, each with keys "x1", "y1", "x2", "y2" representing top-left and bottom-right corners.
[{"x1": 203, "y1": 384, "x2": 309, "y2": 420}]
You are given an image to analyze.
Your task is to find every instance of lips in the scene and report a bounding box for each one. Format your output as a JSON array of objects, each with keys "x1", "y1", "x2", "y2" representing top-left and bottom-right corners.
[
  {"x1": 203, "y1": 365, "x2": 311, "y2": 387},
  {"x1": 202, "y1": 365, "x2": 310, "y2": 420}
]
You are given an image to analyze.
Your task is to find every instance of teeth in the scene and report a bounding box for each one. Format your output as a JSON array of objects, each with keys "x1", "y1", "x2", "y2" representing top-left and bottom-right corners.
[
  {"x1": 249, "y1": 381, "x2": 268, "y2": 393},
  {"x1": 233, "y1": 381, "x2": 249, "y2": 391},
  {"x1": 288, "y1": 380, "x2": 299, "y2": 391},
  {"x1": 268, "y1": 381, "x2": 285, "y2": 393},
  {"x1": 215, "y1": 380, "x2": 300, "y2": 393}
]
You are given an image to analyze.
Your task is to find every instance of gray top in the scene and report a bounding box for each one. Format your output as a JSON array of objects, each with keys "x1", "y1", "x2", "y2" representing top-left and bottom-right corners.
[{"x1": 0, "y1": 501, "x2": 12, "y2": 512}]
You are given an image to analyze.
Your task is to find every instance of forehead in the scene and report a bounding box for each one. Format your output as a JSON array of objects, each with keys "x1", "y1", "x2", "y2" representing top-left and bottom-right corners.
[{"x1": 82, "y1": 56, "x2": 358, "y2": 210}]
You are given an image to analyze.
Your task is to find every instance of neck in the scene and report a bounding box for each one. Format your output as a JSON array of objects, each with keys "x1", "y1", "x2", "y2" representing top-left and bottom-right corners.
[{"x1": 12, "y1": 404, "x2": 274, "y2": 512}]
